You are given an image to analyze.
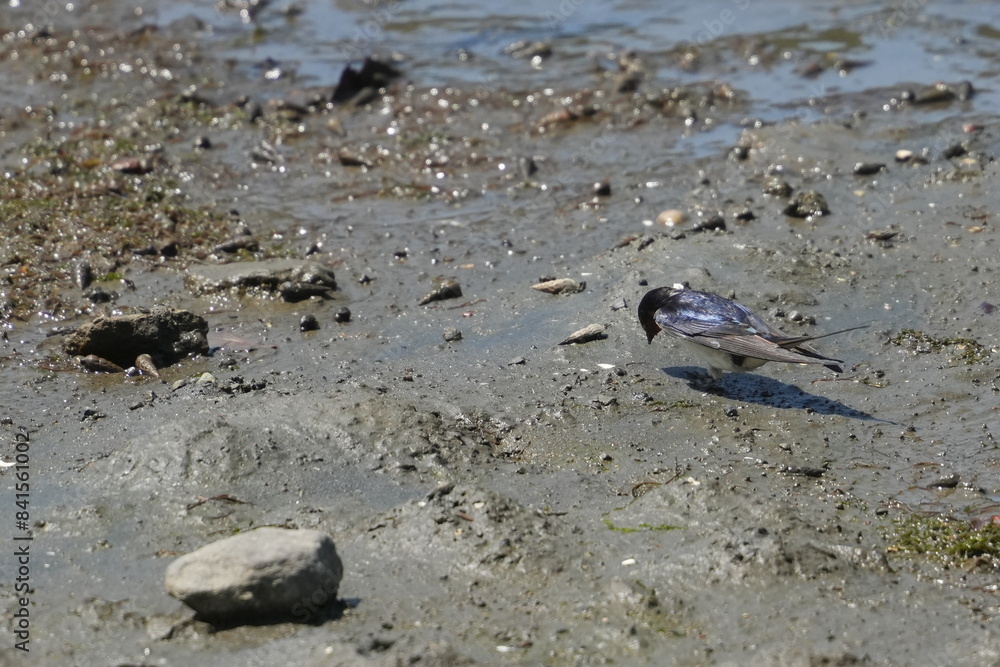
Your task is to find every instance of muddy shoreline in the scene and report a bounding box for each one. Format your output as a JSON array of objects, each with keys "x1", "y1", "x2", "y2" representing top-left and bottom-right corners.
[{"x1": 1, "y1": 2, "x2": 999, "y2": 665}]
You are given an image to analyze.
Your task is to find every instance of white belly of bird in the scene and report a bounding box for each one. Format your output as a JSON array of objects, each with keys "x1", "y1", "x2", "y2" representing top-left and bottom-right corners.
[{"x1": 680, "y1": 339, "x2": 768, "y2": 378}]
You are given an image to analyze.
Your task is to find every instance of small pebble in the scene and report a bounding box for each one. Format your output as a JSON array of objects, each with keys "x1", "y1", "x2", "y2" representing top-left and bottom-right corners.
[
  {"x1": 334, "y1": 306, "x2": 352, "y2": 323},
  {"x1": 941, "y1": 143, "x2": 967, "y2": 160},
  {"x1": 443, "y1": 328, "x2": 462, "y2": 342},
  {"x1": 732, "y1": 206, "x2": 756, "y2": 222},
  {"x1": 74, "y1": 260, "x2": 94, "y2": 289},
  {"x1": 853, "y1": 162, "x2": 886, "y2": 175},
  {"x1": 762, "y1": 177, "x2": 792, "y2": 197},
  {"x1": 85, "y1": 287, "x2": 114, "y2": 304},
  {"x1": 519, "y1": 156, "x2": 538, "y2": 178},
  {"x1": 592, "y1": 179, "x2": 612, "y2": 197},
  {"x1": 300, "y1": 314, "x2": 320, "y2": 332},
  {"x1": 930, "y1": 474, "x2": 960, "y2": 489},
  {"x1": 782, "y1": 191, "x2": 829, "y2": 218},
  {"x1": 196, "y1": 372, "x2": 217, "y2": 386},
  {"x1": 728, "y1": 144, "x2": 750, "y2": 161},
  {"x1": 693, "y1": 214, "x2": 726, "y2": 232},
  {"x1": 953, "y1": 80, "x2": 974, "y2": 101}
]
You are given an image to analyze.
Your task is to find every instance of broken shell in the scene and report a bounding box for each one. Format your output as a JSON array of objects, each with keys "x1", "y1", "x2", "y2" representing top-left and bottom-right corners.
[
  {"x1": 418, "y1": 277, "x2": 462, "y2": 305},
  {"x1": 110, "y1": 157, "x2": 153, "y2": 174},
  {"x1": 532, "y1": 278, "x2": 585, "y2": 295},
  {"x1": 558, "y1": 323, "x2": 607, "y2": 345},
  {"x1": 76, "y1": 355, "x2": 125, "y2": 373},
  {"x1": 865, "y1": 229, "x2": 900, "y2": 242}
]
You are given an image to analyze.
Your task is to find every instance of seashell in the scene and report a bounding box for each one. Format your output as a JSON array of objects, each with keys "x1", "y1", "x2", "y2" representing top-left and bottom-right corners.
[
  {"x1": 76, "y1": 355, "x2": 125, "y2": 373},
  {"x1": 558, "y1": 323, "x2": 606, "y2": 345},
  {"x1": 656, "y1": 209, "x2": 687, "y2": 226},
  {"x1": 532, "y1": 278, "x2": 585, "y2": 295},
  {"x1": 418, "y1": 277, "x2": 462, "y2": 305},
  {"x1": 135, "y1": 354, "x2": 160, "y2": 377}
]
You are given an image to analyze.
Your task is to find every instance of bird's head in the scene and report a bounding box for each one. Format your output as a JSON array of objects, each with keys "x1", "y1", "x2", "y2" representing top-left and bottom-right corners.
[{"x1": 637, "y1": 286, "x2": 681, "y2": 344}]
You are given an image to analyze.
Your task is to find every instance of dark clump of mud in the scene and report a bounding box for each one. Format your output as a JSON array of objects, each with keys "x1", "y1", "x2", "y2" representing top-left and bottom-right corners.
[
  {"x1": 2, "y1": 2, "x2": 1000, "y2": 666},
  {"x1": 62, "y1": 307, "x2": 208, "y2": 368}
]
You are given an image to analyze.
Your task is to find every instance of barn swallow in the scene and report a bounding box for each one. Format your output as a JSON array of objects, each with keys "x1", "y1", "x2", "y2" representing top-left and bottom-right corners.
[{"x1": 638, "y1": 285, "x2": 866, "y2": 380}]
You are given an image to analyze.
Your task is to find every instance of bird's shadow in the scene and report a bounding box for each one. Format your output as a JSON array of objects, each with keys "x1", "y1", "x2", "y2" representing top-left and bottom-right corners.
[{"x1": 661, "y1": 366, "x2": 891, "y2": 423}]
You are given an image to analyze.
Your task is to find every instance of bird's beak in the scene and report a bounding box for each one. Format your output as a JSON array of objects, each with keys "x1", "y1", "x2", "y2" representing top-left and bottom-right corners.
[{"x1": 642, "y1": 320, "x2": 659, "y2": 344}]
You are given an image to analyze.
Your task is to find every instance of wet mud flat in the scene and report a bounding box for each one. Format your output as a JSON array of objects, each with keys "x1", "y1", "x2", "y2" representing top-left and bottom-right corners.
[{"x1": 1, "y1": 2, "x2": 1000, "y2": 665}]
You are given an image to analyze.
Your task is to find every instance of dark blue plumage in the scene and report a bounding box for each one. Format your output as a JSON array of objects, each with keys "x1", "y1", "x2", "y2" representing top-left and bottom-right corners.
[{"x1": 638, "y1": 285, "x2": 865, "y2": 380}]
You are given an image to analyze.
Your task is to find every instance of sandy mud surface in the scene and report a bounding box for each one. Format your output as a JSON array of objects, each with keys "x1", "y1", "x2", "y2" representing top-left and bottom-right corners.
[{"x1": 0, "y1": 1, "x2": 998, "y2": 665}]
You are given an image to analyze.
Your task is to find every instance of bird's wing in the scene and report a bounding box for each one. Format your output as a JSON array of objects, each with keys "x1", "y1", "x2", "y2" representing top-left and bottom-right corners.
[
  {"x1": 654, "y1": 310, "x2": 761, "y2": 339},
  {"x1": 655, "y1": 310, "x2": 843, "y2": 364},
  {"x1": 700, "y1": 334, "x2": 843, "y2": 365}
]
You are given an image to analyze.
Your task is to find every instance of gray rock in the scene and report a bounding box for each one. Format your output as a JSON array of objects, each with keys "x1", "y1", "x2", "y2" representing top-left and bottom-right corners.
[
  {"x1": 62, "y1": 306, "x2": 208, "y2": 368},
  {"x1": 164, "y1": 527, "x2": 343, "y2": 624}
]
